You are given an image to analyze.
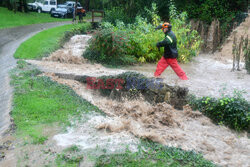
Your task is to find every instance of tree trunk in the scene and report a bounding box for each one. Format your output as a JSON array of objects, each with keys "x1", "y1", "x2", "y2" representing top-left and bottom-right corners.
[{"x1": 85, "y1": 0, "x2": 90, "y2": 11}]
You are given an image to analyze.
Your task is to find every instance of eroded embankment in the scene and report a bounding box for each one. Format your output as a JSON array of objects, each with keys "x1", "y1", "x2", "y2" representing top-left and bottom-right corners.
[
  {"x1": 47, "y1": 74, "x2": 250, "y2": 167},
  {"x1": 26, "y1": 35, "x2": 250, "y2": 167}
]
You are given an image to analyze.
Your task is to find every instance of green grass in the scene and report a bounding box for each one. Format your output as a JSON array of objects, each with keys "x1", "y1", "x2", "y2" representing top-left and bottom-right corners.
[
  {"x1": 95, "y1": 140, "x2": 216, "y2": 167},
  {"x1": 10, "y1": 61, "x2": 100, "y2": 144},
  {"x1": 14, "y1": 23, "x2": 91, "y2": 59},
  {"x1": 56, "y1": 145, "x2": 83, "y2": 167},
  {"x1": 0, "y1": 7, "x2": 71, "y2": 29}
]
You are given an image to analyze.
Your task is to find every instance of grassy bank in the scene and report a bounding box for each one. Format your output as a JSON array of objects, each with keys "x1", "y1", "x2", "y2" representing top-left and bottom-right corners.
[
  {"x1": 10, "y1": 61, "x2": 100, "y2": 144},
  {"x1": 0, "y1": 7, "x2": 71, "y2": 29},
  {"x1": 14, "y1": 23, "x2": 91, "y2": 59},
  {"x1": 56, "y1": 140, "x2": 216, "y2": 167}
]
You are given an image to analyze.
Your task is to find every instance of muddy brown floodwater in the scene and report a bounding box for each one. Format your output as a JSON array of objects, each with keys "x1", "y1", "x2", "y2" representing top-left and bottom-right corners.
[
  {"x1": 25, "y1": 35, "x2": 250, "y2": 167},
  {"x1": 123, "y1": 55, "x2": 250, "y2": 101}
]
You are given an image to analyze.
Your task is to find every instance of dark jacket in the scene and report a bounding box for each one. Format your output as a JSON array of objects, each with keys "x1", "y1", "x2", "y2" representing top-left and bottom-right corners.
[{"x1": 156, "y1": 30, "x2": 178, "y2": 59}]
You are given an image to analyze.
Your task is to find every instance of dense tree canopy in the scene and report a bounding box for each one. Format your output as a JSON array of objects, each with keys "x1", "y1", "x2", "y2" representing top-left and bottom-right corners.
[{"x1": 1, "y1": 0, "x2": 247, "y2": 23}]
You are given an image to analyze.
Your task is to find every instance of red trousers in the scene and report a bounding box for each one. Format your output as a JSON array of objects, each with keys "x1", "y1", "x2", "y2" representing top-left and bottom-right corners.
[{"x1": 154, "y1": 57, "x2": 188, "y2": 80}]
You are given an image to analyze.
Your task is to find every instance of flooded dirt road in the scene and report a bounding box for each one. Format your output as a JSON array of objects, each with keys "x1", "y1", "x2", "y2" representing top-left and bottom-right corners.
[
  {"x1": 0, "y1": 21, "x2": 70, "y2": 137},
  {"x1": 124, "y1": 54, "x2": 250, "y2": 100}
]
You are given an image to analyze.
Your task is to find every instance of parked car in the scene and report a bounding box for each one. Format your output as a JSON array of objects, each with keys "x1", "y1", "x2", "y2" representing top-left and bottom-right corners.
[
  {"x1": 57, "y1": 1, "x2": 81, "y2": 9},
  {"x1": 51, "y1": 1, "x2": 85, "y2": 19},
  {"x1": 27, "y1": 0, "x2": 43, "y2": 11},
  {"x1": 36, "y1": 0, "x2": 57, "y2": 13},
  {"x1": 51, "y1": 6, "x2": 72, "y2": 18}
]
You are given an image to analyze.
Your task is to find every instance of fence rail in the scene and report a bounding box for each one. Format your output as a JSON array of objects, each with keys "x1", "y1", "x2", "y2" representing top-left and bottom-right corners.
[{"x1": 91, "y1": 10, "x2": 104, "y2": 23}]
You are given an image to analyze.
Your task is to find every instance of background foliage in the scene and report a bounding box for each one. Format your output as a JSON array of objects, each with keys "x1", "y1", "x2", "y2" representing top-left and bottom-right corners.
[{"x1": 84, "y1": 2, "x2": 202, "y2": 65}]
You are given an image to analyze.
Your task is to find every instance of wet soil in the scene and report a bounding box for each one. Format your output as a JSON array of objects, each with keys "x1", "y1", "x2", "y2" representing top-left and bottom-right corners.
[
  {"x1": 48, "y1": 74, "x2": 250, "y2": 167},
  {"x1": 23, "y1": 34, "x2": 250, "y2": 166},
  {"x1": 215, "y1": 15, "x2": 250, "y2": 61}
]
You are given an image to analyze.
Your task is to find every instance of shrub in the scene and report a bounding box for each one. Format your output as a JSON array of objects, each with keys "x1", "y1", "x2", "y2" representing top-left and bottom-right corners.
[
  {"x1": 189, "y1": 92, "x2": 250, "y2": 131},
  {"x1": 84, "y1": 3, "x2": 202, "y2": 65},
  {"x1": 83, "y1": 28, "x2": 137, "y2": 66},
  {"x1": 127, "y1": 17, "x2": 164, "y2": 63},
  {"x1": 130, "y1": 2, "x2": 202, "y2": 63}
]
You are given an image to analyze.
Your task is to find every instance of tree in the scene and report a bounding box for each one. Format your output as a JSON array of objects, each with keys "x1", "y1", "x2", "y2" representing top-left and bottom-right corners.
[{"x1": 85, "y1": 0, "x2": 90, "y2": 11}]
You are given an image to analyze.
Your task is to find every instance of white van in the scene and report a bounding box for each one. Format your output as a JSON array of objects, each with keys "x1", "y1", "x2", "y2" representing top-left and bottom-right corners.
[{"x1": 37, "y1": 0, "x2": 57, "y2": 13}]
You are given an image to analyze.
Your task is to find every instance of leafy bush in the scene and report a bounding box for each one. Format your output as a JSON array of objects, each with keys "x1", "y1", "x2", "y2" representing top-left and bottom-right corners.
[
  {"x1": 84, "y1": 3, "x2": 202, "y2": 65},
  {"x1": 189, "y1": 92, "x2": 250, "y2": 131},
  {"x1": 83, "y1": 28, "x2": 137, "y2": 66},
  {"x1": 126, "y1": 17, "x2": 164, "y2": 63}
]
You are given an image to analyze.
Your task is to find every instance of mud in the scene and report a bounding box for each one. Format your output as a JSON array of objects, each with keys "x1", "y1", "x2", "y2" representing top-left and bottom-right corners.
[
  {"x1": 26, "y1": 34, "x2": 250, "y2": 166},
  {"x1": 215, "y1": 15, "x2": 250, "y2": 61},
  {"x1": 48, "y1": 74, "x2": 250, "y2": 167},
  {"x1": 27, "y1": 34, "x2": 126, "y2": 77},
  {"x1": 43, "y1": 35, "x2": 91, "y2": 64}
]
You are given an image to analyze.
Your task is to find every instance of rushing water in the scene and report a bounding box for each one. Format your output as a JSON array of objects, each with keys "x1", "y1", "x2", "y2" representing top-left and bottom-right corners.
[
  {"x1": 123, "y1": 54, "x2": 250, "y2": 101},
  {"x1": 20, "y1": 35, "x2": 250, "y2": 166}
]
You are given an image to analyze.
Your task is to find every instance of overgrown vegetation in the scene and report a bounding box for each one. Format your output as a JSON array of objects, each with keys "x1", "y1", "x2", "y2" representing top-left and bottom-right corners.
[
  {"x1": 83, "y1": 27, "x2": 137, "y2": 66},
  {"x1": 189, "y1": 89, "x2": 250, "y2": 131},
  {"x1": 95, "y1": 140, "x2": 216, "y2": 167},
  {"x1": 84, "y1": 0, "x2": 248, "y2": 26},
  {"x1": 14, "y1": 23, "x2": 91, "y2": 59},
  {"x1": 10, "y1": 61, "x2": 100, "y2": 144},
  {"x1": 83, "y1": 3, "x2": 202, "y2": 66},
  {"x1": 88, "y1": 0, "x2": 247, "y2": 49}
]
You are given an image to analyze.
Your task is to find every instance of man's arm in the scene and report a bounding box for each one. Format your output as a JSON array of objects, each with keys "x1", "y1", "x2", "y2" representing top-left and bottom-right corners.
[{"x1": 156, "y1": 35, "x2": 172, "y2": 48}]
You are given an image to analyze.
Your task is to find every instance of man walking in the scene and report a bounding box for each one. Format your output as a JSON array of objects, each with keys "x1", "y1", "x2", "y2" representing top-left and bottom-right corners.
[{"x1": 154, "y1": 22, "x2": 188, "y2": 80}]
